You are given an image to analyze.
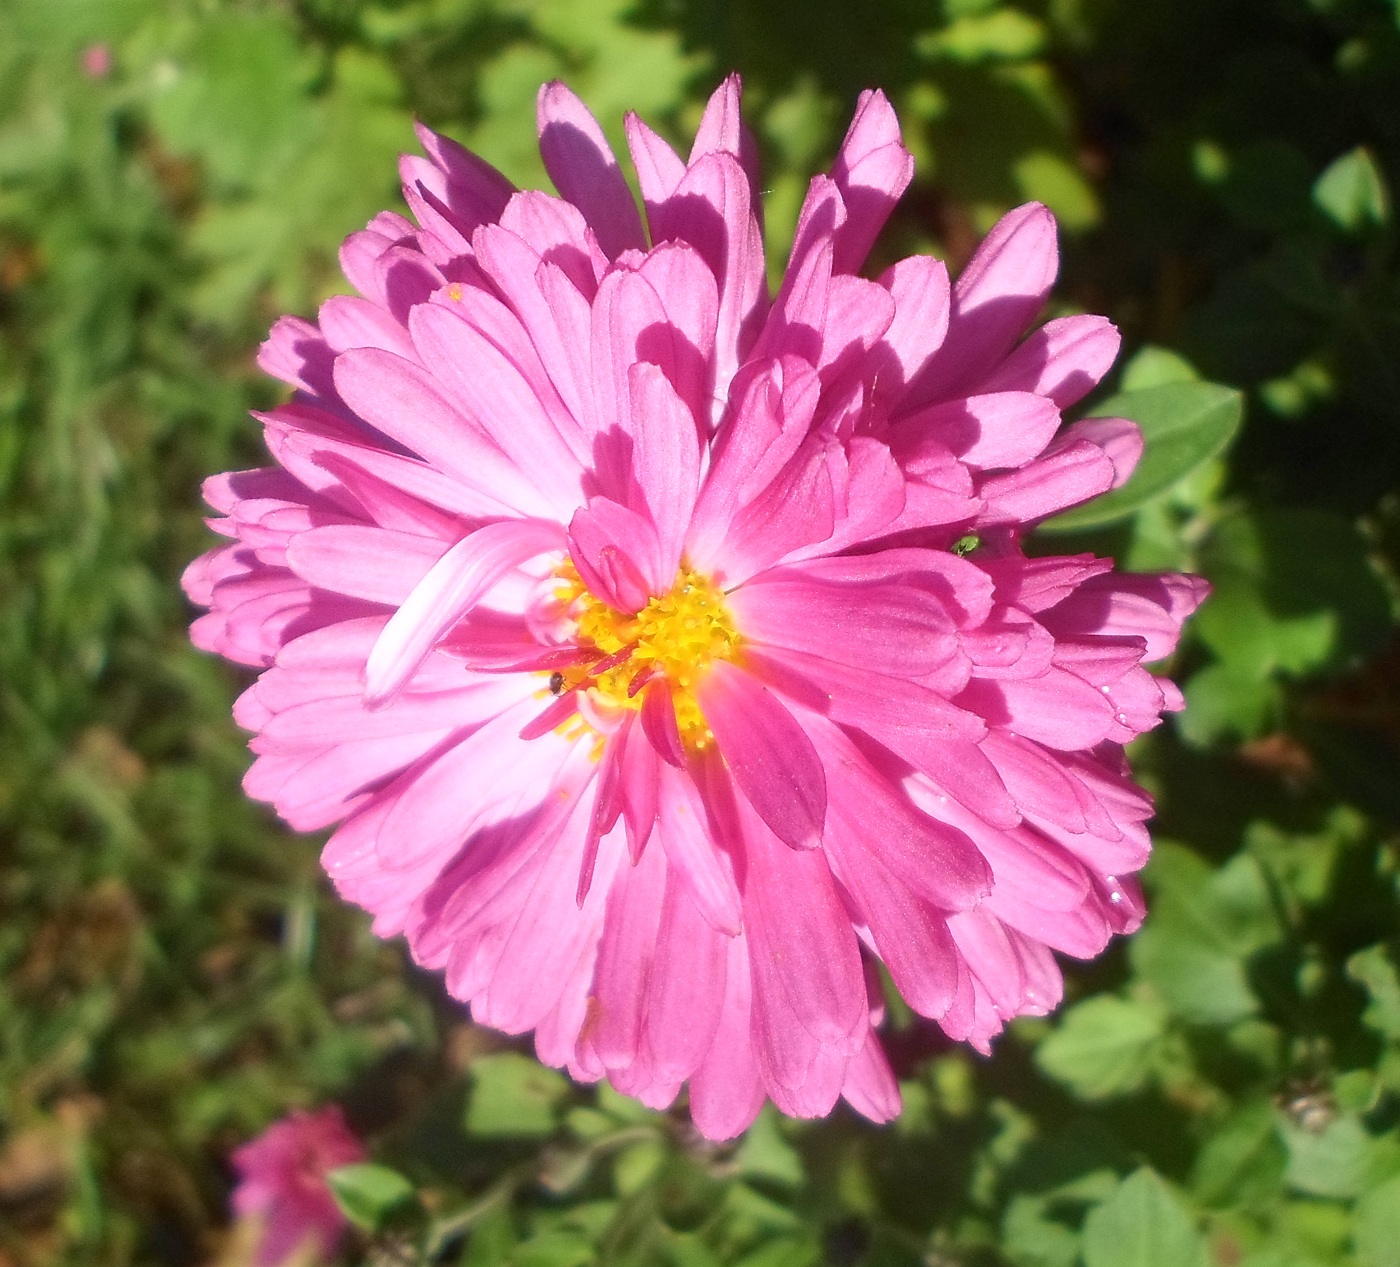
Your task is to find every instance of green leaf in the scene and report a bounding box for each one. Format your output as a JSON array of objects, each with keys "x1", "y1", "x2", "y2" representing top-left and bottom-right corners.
[
  {"x1": 1035, "y1": 996, "x2": 1166, "y2": 1100},
  {"x1": 1081, "y1": 1169, "x2": 1208, "y2": 1267},
  {"x1": 1194, "y1": 509, "x2": 1394, "y2": 680},
  {"x1": 1348, "y1": 947, "x2": 1400, "y2": 1041},
  {"x1": 511, "y1": 1232, "x2": 598, "y2": 1267},
  {"x1": 1191, "y1": 1101, "x2": 1288, "y2": 1208},
  {"x1": 1313, "y1": 147, "x2": 1390, "y2": 233},
  {"x1": 1355, "y1": 1174, "x2": 1400, "y2": 1267},
  {"x1": 147, "y1": 12, "x2": 313, "y2": 187},
  {"x1": 1040, "y1": 381, "x2": 1243, "y2": 531},
  {"x1": 732, "y1": 1237, "x2": 822, "y2": 1267},
  {"x1": 466, "y1": 1052, "x2": 570, "y2": 1138},
  {"x1": 326, "y1": 1162, "x2": 416, "y2": 1231},
  {"x1": 1177, "y1": 663, "x2": 1278, "y2": 745},
  {"x1": 1131, "y1": 844, "x2": 1281, "y2": 1024},
  {"x1": 1001, "y1": 1194, "x2": 1082, "y2": 1267},
  {"x1": 734, "y1": 1108, "x2": 805, "y2": 1188},
  {"x1": 1120, "y1": 346, "x2": 1201, "y2": 392},
  {"x1": 920, "y1": 10, "x2": 1047, "y2": 62},
  {"x1": 1282, "y1": 1115, "x2": 1400, "y2": 1199}
]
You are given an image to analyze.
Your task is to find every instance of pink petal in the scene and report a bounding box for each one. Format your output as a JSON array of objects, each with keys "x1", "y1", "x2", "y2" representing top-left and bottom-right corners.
[
  {"x1": 624, "y1": 111, "x2": 686, "y2": 226},
  {"x1": 536, "y1": 82, "x2": 646, "y2": 260},
  {"x1": 651, "y1": 152, "x2": 768, "y2": 419},
  {"x1": 654, "y1": 760, "x2": 742, "y2": 933},
  {"x1": 1059, "y1": 416, "x2": 1144, "y2": 488},
  {"x1": 498, "y1": 189, "x2": 603, "y2": 295},
  {"x1": 408, "y1": 301, "x2": 584, "y2": 513},
  {"x1": 567, "y1": 497, "x2": 662, "y2": 612},
  {"x1": 318, "y1": 295, "x2": 416, "y2": 359},
  {"x1": 284, "y1": 525, "x2": 444, "y2": 606},
  {"x1": 977, "y1": 438, "x2": 1116, "y2": 524},
  {"x1": 414, "y1": 121, "x2": 515, "y2": 224},
  {"x1": 729, "y1": 572, "x2": 960, "y2": 676},
  {"x1": 687, "y1": 355, "x2": 821, "y2": 571},
  {"x1": 957, "y1": 667, "x2": 1116, "y2": 750},
  {"x1": 841, "y1": 1028, "x2": 902, "y2": 1124},
  {"x1": 646, "y1": 871, "x2": 730, "y2": 1083},
  {"x1": 872, "y1": 255, "x2": 951, "y2": 409},
  {"x1": 688, "y1": 935, "x2": 765, "y2": 1140},
  {"x1": 590, "y1": 838, "x2": 667, "y2": 1069},
  {"x1": 627, "y1": 362, "x2": 702, "y2": 581},
  {"x1": 741, "y1": 804, "x2": 865, "y2": 1115},
  {"x1": 332, "y1": 347, "x2": 548, "y2": 518}
]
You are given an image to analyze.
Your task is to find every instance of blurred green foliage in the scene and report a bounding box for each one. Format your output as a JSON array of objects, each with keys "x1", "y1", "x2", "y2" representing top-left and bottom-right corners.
[{"x1": 1, "y1": 0, "x2": 1399, "y2": 1264}]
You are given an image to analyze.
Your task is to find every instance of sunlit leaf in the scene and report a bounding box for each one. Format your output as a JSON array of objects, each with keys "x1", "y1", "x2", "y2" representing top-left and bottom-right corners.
[{"x1": 1041, "y1": 381, "x2": 1242, "y2": 531}]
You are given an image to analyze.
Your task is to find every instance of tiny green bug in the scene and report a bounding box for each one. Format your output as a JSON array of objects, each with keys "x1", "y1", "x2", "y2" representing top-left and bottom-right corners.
[{"x1": 952, "y1": 533, "x2": 982, "y2": 557}]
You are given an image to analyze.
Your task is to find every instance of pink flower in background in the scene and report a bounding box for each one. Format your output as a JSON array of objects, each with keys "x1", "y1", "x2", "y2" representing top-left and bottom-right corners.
[
  {"x1": 185, "y1": 76, "x2": 1206, "y2": 1138},
  {"x1": 230, "y1": 1107, "x2": 365, "y2": 1266},
  {"x1": 80, "y1": 44, "x2": 112, "y2": 79}
]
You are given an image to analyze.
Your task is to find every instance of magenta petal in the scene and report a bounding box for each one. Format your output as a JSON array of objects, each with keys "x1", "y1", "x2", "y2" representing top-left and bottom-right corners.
[
  {"x1": 905, "y1": 202, "x2": 1059, "y2": 406},
  {"x1": 978, "y1": 314, "x2": 1121, "y2": 409},
  {"x1": 699, "y1": 660, "x2": 827, "y2": 851},
  {"x1": 830, "y1": 89, "x2": 914, "y2": 275},
  {"x1": 841, "y1": 1028, "x2": 902, "y2": 1124},
  {"x1": 537, "y1": 81, "x2": 646, "y2": 260},
  {"x1": 567, "y1": 497, "x2": 663, "y2": 612},
  {"x1": 898, "y1": 391, "x2": 1061, "y2": 470}
]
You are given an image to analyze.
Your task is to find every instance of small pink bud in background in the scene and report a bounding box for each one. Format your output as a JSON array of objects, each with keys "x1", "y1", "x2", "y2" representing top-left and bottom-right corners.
[
  {"x1": 80, "y1": 44, "x2": 112, "y2": 78},
  {"x1": 230, "y1": 1106, "x2": 366, "y2": 1267}
]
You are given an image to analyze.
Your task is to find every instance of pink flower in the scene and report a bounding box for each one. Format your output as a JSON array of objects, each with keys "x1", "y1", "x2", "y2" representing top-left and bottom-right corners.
[
  {"x1": 186, "y1": 77, "x2": 1207, "y2": 1139},
  {"x1": 230, "y1": 1107, "x2": 365, "y2": 1266}
]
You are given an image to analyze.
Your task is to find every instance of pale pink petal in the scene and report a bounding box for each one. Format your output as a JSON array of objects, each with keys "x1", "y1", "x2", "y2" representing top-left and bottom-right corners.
[{"x1": 365, "y1": 519, "x2": 563, "y2": 704}]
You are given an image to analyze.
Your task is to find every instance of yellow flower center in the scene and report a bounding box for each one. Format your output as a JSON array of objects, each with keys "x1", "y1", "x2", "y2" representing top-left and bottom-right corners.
[{"x1": 554, "y1": 566, "x2": 740, "y2": 750}]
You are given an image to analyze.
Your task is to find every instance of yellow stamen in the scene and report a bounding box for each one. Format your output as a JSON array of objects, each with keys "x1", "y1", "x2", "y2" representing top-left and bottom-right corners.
[{"x1": 554, "y1": 565, "x2": 740, "y2": 751}]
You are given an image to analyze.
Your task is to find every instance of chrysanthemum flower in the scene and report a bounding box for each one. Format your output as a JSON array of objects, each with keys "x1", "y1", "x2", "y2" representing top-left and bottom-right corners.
[
  {"x1": 230, "y1": 1107, "x2": 365, "y2": 1266},
  {"x1": 185, "y1": 77, "x2": 1207, "y2": 1139}
]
